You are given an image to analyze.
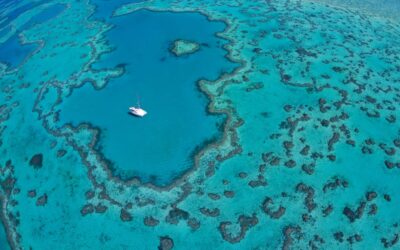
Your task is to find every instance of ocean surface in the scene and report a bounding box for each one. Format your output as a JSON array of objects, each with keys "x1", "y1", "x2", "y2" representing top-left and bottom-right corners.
[
  {"x1": 0, "y1": 0, "x2": 399, "y2": 249},
  {"x1": 59, "y1": 9, "x2": 235, "y2": 185}
]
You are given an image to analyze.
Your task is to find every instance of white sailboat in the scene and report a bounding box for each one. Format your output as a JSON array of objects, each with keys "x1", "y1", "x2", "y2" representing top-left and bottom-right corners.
[{"x1": 129, "y1": 96, "x2": 147, "y2": 117}]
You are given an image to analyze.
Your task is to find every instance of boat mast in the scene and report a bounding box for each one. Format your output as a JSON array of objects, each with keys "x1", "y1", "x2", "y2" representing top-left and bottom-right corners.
[{"x1": 137, "y1": 95, "x2": 141, "y2": 108}]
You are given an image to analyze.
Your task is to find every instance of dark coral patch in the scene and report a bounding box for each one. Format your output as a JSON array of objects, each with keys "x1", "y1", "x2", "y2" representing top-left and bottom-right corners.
[
  {"x1": 120, "y1": 209, "x2": 132, "y2": 222},
  {"x1": 334, "y1": 232, "x2": 344, "y2": 242},
  {"x1": 381, "y1": 234, "x2": 399, "y2": 248},
  {"x1": 158, "y1": 236, "x2": 174, "y2": 250},
  {"x1": 282, "y1": 225, "x2": 302, "y2": 249},
  {"x1": 322, "y1": 204, "x2": 333, "y2": 217},
  {"x1": 322, "y1": 176, "x2": 348, "y2": 193},
  {"x1": 187, "y1": 217, "x2": 200, "y2": 231},
  {"x1": 219, "y1": 214, "x2": 258, "y2": 244},
  {"x1": 296, "y1": 183, "x2": 316, "y2": 212},
  {"x1": 224, "y1": 190, "x2": 235, "y2": 198},
  {"x1": 365, "y1": 191, "x2": 377, "y2": 201},
  {"x1": 57, "y1": 149, "x2": 67, "y2": 158},
  {"x1": 85, "y1": 190, "x2": 95, "y2": 200},
  {"x1": 144, "y1": 216, "x2": 159, "y2": 227},
  {"x1": 36, "y1": 193, "x2": 48, "y2": 206},
  {"x1": 343, "y1": 202, "x2": 366, "y2": 223},
  {"x1": 208, "y1": 193, "x2": 221, "y2": 200},
  {"x1": 95, "y1": 204, "x2": 107, "y2": 214},
  {"x1": 27, "y1": 189, "x2": 36, "y2": 198},
  {"x1": 81, "y1": 204, "x2": 94, "y2": 216},
  {"x1": 248, "y1": 175, "x2": 268, "y2": 188},
  {"x1": 29, "y1": 153, "x2": 43, "y2": 169},
  {"x1": 1, "y1": 176, "x2": 16, "y2": 196},
  {"x1": 261, "y1": 197, "x2": 286, "y2": 219},
  {"x1": 165, "y1": 207, "x2": 189, "y2": 224},
  {"x1": 347, "y1": 234, "x2": 363, "y2": 244},
  {"x1": 200, "y1": 207, "x2": 220, "y2": 217}
]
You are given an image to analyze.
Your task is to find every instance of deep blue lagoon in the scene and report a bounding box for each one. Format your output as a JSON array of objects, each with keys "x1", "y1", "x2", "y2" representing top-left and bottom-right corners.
[
  {"x1": 59, "y1": 10, "x2": 236, "y2": 185},
  {"x1": 0, "y1": 34, "x2": 36, "y2": 69}
]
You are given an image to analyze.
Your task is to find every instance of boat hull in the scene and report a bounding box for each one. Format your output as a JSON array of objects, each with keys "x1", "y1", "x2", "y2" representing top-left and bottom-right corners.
[{"x1": 129, "y1": 107, "x2": 147, "y2": 117}]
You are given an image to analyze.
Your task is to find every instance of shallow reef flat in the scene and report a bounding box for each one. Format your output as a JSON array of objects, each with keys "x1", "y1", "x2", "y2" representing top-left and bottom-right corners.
[
  {"x1": 170, "y1": 39, "x2": 201, "y2": 57},
  {"x1": 0, "y1": 0, "x2": 400, "y2": 249}
]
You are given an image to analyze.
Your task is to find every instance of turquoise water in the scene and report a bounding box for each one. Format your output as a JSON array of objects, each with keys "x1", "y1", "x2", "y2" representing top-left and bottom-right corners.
[
  {"x1": 59, "y1": 10, "x2": 235, "y2": 185},
  {"x1": 0, "y1": 0, "x2": 400, "y2": 249},
  {"x1": 0, "y1": 220, "x2": 10, "y2": 250}
]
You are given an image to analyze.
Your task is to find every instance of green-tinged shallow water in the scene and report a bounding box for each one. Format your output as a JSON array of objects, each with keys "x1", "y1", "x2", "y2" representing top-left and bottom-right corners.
[{"x1": 0, "y1": 0, "x2": 399, "y2": 249}]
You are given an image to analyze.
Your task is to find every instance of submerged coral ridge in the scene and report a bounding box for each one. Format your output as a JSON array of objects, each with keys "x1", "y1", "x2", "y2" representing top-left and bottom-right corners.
[
  {"x1": 0, "y1": 0, "x2": 399, "y2": 249},
  {"x1": 170, "y1": 39, "x2": 200, "y2": 57}
]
